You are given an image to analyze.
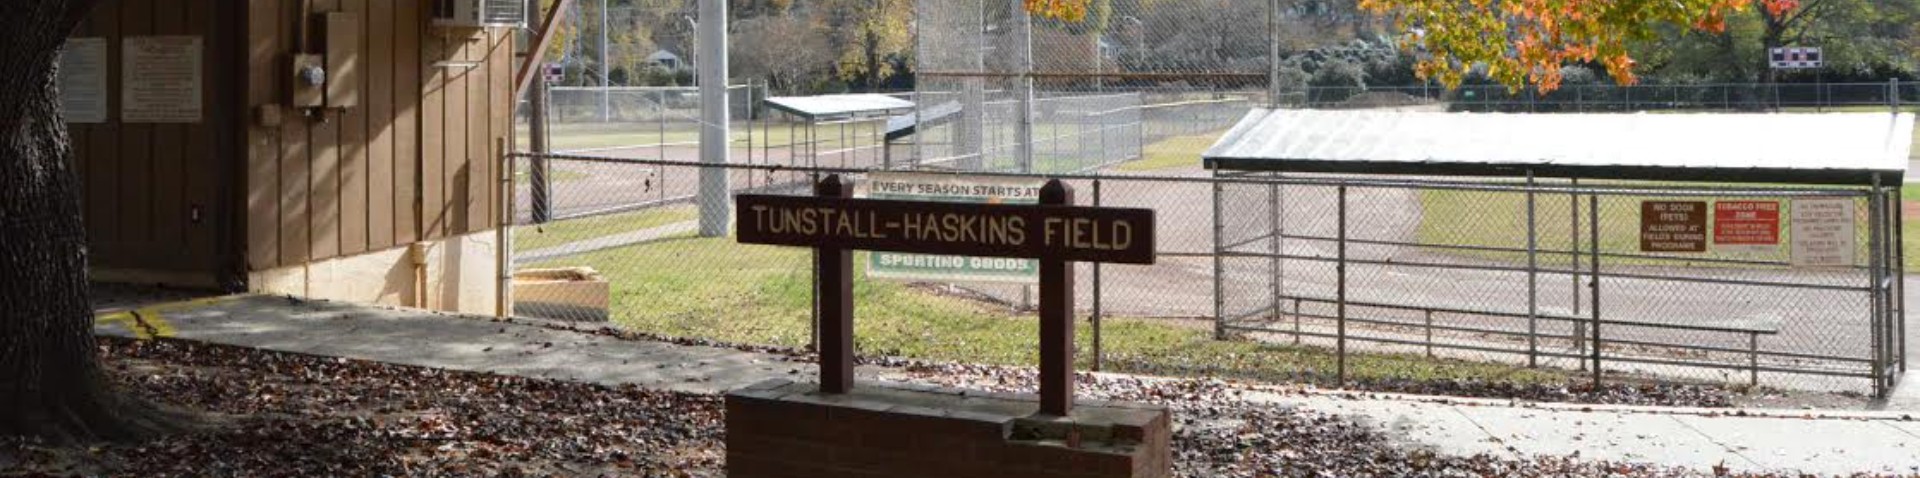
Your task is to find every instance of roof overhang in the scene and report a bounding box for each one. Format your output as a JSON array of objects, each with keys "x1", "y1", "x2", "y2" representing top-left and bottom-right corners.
[
  {"x1": 1203, "y1": 109, "x2": 1915, "y2": 186},
  {"x1": 766, "y1": 94, "x2": 916, "y2": 121}
]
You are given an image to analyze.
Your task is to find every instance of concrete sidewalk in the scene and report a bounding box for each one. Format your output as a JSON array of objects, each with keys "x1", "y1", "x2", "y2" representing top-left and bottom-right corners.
[
  {"x1": 95, "y1": 294, "x2": 1920, "y2": 476},
  {"x1": 1252, "y1": 391, "x2": 1919, "y2": 476},
  {"x1": 93, "y1": 294, "x2": 824, "y2": 394}
]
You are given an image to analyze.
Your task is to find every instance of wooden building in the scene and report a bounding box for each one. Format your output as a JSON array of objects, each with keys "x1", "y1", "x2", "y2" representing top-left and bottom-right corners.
[{"x1": 66, "y1": 0, "x2": 521, "y2": 314}]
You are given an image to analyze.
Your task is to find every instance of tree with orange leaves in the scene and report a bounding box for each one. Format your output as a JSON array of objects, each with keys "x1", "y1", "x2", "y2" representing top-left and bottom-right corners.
[{"x1": 1026, "y1": 0, "x2": 1802, "y2": 92}]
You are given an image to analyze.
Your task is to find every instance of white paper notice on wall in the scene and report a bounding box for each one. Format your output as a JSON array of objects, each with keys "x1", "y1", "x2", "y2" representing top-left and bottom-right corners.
[
  {"x1": 59, "y1": 37, "x2": 108, "y2": 124},
  {"x1": 122, "y1": 36, "x2": 202, "y2": 123},
  {"x1": 1790, "y1": 198, "x2": 1856, "y2": 267}
]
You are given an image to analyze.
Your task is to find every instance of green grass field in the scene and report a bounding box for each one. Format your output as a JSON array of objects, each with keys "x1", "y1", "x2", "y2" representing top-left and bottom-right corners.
[
  {"x1": 512, "y1": 206, "x2": 698, "y2": 251},
  {"x1": 525, "y1": 122, "x2": 816, "y2": 152},
  {"x1": 1116, "y1": 134, "x2": 1221, "y2": 172},
  {"x1": 512, "y1": 168, "x2": 588, "y2": 185},
  {"x1": 527, "y1": 235, "x2": 1568, "y2": 386}
]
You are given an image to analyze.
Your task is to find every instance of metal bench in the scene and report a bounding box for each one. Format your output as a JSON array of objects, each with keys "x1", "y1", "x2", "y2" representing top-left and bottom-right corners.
[
  {"x1": 1250, "y1": 296, "x2": 1787, "y2": 387},
  {"x1": 1557, "y1": 314, "x2": 1783, "y2": 387}
]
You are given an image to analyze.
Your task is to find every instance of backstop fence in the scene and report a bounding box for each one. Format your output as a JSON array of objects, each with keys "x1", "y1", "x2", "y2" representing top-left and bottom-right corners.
[{"x1": 505, "y1": 152, "x2": 1908, "y2": 397}]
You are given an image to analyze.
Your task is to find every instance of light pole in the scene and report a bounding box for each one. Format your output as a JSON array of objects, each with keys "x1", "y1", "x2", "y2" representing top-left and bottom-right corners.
[
  {"x1": 599, "y1": 0, "x2": 610, "y2": 121},
  {"x1": 1122, "y1": 15, "x2": 1143, "y2": 73},
  {"x1": 695, "y1": 0, "x2": 728, "y2": 237},
  {"x1": 684, "y1": 15, "x2": 698, "y2": 88}
]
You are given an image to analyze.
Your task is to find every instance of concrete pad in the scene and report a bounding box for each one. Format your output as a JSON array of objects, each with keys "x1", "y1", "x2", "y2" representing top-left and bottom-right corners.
[
  {"x1": 1247, "y1": 393, "x2": 1514, "y2": 459},
  {"x1": 1673, "y1": 415, "x2": 1920, "y2": 475},
  {"x1": 1450, "y1": 406, "x2": 1744, "y2": 469},
  {"x1": 125, "y1": 295, "x2": 817, "y2": 395},
  {"x1": 1888, "y1": 371, "x2": 1920, "y2": 412},
  {"x1": 1886, "y1": 420, "x2": 1920, "y2": 440}
]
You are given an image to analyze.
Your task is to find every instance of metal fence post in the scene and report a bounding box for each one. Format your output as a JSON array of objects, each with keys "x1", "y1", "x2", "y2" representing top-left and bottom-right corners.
[
  {"x1": 530, "y1": 79, "x2": 552, "y2": 225},
  {"x1": 1293, "y1": 298, "x2": 1302, "y2": 345},
  {"x1": 1889, "y1": 177, "x2": 1904, "y2": 376},
  {"x1": 1589, "y1": 193, "x2": 1603, "y2": 388},
  {"x1": 1270, "y1": 173, "x2": 1282, "y2": 327},
  {"x1": 1895, "y1": 78, "x2": 1905, "y2": 112},
  {"x1": 1571, "y1": 178, "x2": 1585, "y2": 359},
  {"x1": 1424, "y1": 310, "x2": 1434, "y2": 358},
  {"x1": 657, "y1": 89, "x2": 668, "y2": 163},
  {"x1": 1092, "y1": 179, "x2": 1104, "y2": 372},
  {"x1": 1213, "y1": 171, "x2": 1226, "y2": 340},
  {"x1": 1526, "y1": 169, "x2": 1539, "y2": 367},
  {"x1": 1337, "y1": 184, "x2": 1349, "y2": 387},
  {"x1": 1869, "y1": 177, "x2": 1887, "y2": 396}
]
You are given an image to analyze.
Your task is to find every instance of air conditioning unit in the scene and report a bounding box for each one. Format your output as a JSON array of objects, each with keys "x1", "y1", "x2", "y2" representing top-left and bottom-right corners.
[{"x1": 431, "y1": 0, "x2": 527, "y2": 28}]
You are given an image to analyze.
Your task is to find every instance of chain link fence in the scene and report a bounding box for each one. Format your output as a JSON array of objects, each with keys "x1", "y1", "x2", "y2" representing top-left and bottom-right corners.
[
  {"x1": 912, "y1": 0, "x2": 1270, "y2": 174},
  {"x1": 506, "y1": 152, "x2": 1906, "y2": 397},
  {"x1": 504, "y1": 0, "x2": 1909, "y2": 398},
  {"x1": 1290, "y1": 81, "x2": 1920, "y2": 113},
  {"x1": 1216, "y1": 173, "x2": 1904, "y2": 395}
]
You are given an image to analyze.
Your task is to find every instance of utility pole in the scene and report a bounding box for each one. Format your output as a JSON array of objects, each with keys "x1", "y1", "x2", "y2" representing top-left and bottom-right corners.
[
  {"x1": 599, "y1": 0, "x2": 610, "y2": 121},
  {"x1": 696, "y1": 0, "x2": 730, "y2": 237},
  {"x1": 1267, "y1": 0, "x2": 1281, "y2": 108},
  {"x1": 1014, "y1": 0, "x2": 1035, "y2": 174}
]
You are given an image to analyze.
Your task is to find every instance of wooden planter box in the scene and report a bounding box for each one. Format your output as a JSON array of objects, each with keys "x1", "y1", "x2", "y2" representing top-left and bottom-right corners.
[{"x1": 512, "y1": 267, "x2": 610, "y2": 321}]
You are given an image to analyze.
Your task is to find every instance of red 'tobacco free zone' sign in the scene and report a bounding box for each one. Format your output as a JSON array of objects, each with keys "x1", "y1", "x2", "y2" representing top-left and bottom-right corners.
[{"x1": 1714, "y1": 201, "x2": 1781, "y2": 253}]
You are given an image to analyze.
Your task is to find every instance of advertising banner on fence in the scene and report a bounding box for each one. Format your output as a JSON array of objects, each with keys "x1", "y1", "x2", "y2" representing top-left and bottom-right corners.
[
  {"x1": 1791, "y1": 198, "x2": 1856, "y2": 267},
  {"x1": 858, "y1": 172, "x2": 1046, "y2": 283},
  {"x1": 1641, "y1": 201, "x2": 1708, "y2": 252},
  {"x1": 1713, "y1": 201, "x2": 1782, "y2": 253}
]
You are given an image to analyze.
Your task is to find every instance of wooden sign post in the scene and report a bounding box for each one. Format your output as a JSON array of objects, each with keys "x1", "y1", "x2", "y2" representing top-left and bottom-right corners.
[{"x1": 737, "y1": 175, "x2": 1156, "y2": 416}]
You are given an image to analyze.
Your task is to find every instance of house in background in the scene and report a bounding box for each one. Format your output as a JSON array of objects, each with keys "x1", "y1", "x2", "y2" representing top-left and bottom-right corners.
[{"x1": 647, "y1": 49, "x2": 687, "y2": 71}]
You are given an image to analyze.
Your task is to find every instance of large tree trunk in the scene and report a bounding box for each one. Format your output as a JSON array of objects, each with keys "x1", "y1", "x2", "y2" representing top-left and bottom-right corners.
[
  {"x1": 863, "y1": 28, "x2": 881, "y2": 92},
  {"x1": 0, "y1": 0, "x2": 182, "y2": 444}
]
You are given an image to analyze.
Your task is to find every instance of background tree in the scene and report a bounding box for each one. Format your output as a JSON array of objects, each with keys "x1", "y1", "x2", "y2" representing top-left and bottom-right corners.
[
  {"x1": 1, "y1": 0, "x2": 184, "y2": 443},
  {"x1": 823, "y1": 0, "x2": 912, "y2": 92},
  {"x1": 733, "y1": 13, "x2": 835, "y2": 94},
  {"x1": 1045, "y1": 0, "x2": 1815, "y2": 92},
  {"x1": 1636, "y1": 0, "x2": 1919, "y2": 84}
]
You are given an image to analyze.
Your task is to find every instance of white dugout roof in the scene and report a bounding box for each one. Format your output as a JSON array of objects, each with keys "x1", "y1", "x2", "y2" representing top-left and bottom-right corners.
[
  {"x1": 765, "y1": 94, "x2": 915, "y2": 120},
  {"x1": 1203, "y1": 109, "x2": 1916, "y2": 185}
]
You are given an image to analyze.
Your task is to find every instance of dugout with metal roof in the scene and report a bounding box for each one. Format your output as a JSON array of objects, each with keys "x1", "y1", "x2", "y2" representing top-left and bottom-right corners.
[
  {"x1": 1204, "y1": 109, "x2": 1914, "y2": 185},
  {"x1": 762, "y1": 94, "x2": 916, "y2": 170},
  {"x1": 1200, "y1": 109, "x2": 1914, "y2": 396}
]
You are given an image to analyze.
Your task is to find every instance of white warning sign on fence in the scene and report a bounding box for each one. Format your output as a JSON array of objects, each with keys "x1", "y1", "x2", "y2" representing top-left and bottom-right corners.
[
  {"x1": 1790, "y1": 198, "x2": 1855, "y2": 267},
  {"x1": 858, "y1": 172, "x2": 1045, "y2": 284}
]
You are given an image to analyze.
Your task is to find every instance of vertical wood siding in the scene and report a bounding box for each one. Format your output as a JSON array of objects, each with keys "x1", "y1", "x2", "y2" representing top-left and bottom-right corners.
[
  {"x1": 71, "y1": 0, "x2": 241, "y2": 278},
  {"x1": 77, "y1": 0, "x2": 515, "y2": 279},
  {"x1": 240, "y1": 0, "x2": 513, "y2": 271}
]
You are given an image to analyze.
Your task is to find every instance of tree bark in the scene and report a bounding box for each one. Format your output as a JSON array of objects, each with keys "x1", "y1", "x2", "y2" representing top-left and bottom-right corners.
[
  {"x1": 863, "y1": 27, "x2": 880, "y2": 92},
  {"x1": 0, "y1": 0, "x2": 184, "y2": 444}
]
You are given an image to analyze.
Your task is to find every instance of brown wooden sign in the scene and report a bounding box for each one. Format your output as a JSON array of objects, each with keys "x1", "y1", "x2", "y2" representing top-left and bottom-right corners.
[
  {"x1": 1641, "y1": 201, "x2": 1708, "y2": 252},
  {"x1": 735, "y1": 195, "x2": 1156, "y2": 265},
  {"x1": 737, "y1": 176, "x2": 1152, "y2": 417}
]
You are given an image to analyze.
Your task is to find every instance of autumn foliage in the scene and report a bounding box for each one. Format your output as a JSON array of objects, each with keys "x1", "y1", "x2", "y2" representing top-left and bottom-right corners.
[
  {"x1": 1024, "y1": 0, "x2": 1800, "y2": 92},
  {"x1": 1024, "y1": 0, "x2": 1089, "y2": 21},
  {"x1": 1359, "y1": 0, "x2": 1799, "y2": 91}
]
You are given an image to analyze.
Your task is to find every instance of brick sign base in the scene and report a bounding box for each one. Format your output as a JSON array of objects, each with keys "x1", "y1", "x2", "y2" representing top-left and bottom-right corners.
[{"x1": 726, "y1": 379, "x2": 1173, "y2": 478}]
